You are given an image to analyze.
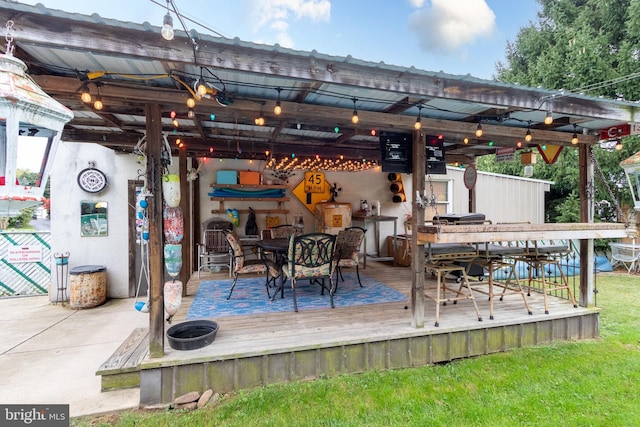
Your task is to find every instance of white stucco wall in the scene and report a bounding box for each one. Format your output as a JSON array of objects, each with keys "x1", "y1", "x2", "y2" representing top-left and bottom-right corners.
[{"x1": 50, "y1": 141, "x2": 167, "y2": 299}]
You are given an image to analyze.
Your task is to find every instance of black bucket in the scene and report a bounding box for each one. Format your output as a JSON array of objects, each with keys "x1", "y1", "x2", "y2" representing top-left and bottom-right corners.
[{"x1": 166, "y1": 320, "x2": 219, "y2": 351}]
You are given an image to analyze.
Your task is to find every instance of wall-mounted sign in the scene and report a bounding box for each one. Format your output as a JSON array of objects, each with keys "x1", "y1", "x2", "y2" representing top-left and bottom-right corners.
[
  {"x1": 463, "y1": 165, "x2": 477, "y2": 190},
  {"x1": 292, "y1": 177, "x2": 332, "y2": 213},
  {"x1": 495, "y1": 147, "x2": 515, "y2": 163},
  {"x1": 7, "y1": 245, "x2": 42, "y2": 263},
  {"x1": 304, "y1": 171, "x2": 326, "y2": 193}
]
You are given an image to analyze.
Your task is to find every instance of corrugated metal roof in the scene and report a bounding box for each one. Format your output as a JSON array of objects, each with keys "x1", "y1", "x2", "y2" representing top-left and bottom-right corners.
[{"x1": 1, "y1": 0, "x2": 637, "y2": 162}]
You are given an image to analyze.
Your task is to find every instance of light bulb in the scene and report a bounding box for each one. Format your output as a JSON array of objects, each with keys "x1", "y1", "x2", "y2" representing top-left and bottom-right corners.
[
  {"x1": 571, "y1": 133, "x2": 579, "y2": 145},
  {"x1": 187, "y1": 109, "x2": 195, "y2": 119},
  {"x1": 93, "y1": 97, "x2": 103, "y2": 110},
  {"x1": 475, "y1": 124, "x2": 483, "y2": 138},
  {"x1": 81, "y1": 87, "x2": 92, "y2": 103},
  {"x1": 351, "y1": 110, "x2": 359, "y2": 124},
  {"x1": 414, "y1": 118, "x2": 422, "y2": 130},
  {"x1": 544, "y1": 112, "x2": 553, "y2": 125},
  {"x1": 525, "y1": 129, "x2": 533, "y2": 142},
  {"x1": 274, "y1": 101, "x2": 282, "y2": 115},
  {"x1": 197, "y1": 80, "x2": 207, "y2": 96},
  {"x1": 186, "y1": 97, "x2": 195, "y2": 108},
  {"x1": 161, "y1": 13, "x2": 174, "y2": 41},
  {"x1": 615, "y1": 141, "x2": 623, "y2": 150}
]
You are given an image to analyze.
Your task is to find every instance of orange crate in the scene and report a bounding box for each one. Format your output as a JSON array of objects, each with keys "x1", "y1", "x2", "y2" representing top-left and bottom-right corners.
[{"x1": 239, "y1": 171, "x2": 261, "y2": 185}]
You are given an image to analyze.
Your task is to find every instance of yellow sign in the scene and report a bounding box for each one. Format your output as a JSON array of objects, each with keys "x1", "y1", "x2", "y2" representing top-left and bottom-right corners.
[
  {"x1": 304, "y1": 171, "x2": 326, "y2": 193},
  {"x1": 537, "y1": 144, "x2": 563, "y2": 164},
  {"x1": 292, "y1": 177, "x2": 332, "y2": 213}
]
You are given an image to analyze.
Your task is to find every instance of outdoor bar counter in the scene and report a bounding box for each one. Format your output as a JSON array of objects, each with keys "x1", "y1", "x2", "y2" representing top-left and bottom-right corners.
[{"x1": 416, "y1": 222, "x2": 633, "y2": 244}]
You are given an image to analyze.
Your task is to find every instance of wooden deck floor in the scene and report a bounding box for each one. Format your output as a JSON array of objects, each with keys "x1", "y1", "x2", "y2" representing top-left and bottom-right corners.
[{"x1": 136, "y1": 261, "x2": 599, "y2": 405}]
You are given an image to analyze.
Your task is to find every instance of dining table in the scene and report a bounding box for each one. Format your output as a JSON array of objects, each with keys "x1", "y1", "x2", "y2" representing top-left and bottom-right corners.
[{"x1": 255, "y1": 238, "x2": 290, "y2": 300}]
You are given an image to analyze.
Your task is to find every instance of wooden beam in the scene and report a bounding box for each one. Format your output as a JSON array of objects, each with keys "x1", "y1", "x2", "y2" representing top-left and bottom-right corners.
[{"x1": 37, "y1": 75, "x2": 599, "y2": 150}]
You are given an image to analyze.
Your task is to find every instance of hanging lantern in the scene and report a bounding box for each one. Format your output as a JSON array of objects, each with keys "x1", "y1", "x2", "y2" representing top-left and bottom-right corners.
[
  {"x1": 620, "y1": 151, "x2": 640, "y2": 211},
  {"x1": 0, "y1": 21, "x2": 73, "y2": 217}
]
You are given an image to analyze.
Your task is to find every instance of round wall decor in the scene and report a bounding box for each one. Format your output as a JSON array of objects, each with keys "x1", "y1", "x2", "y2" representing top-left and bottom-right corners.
[{"x1": 77, "y1": 167, "x2": 107, "y2": 193}]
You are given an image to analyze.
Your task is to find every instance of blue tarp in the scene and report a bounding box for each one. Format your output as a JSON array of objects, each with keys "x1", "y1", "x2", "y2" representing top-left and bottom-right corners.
[{"x1": 492, "y1": 255, "x2": 613, "y2": 280}]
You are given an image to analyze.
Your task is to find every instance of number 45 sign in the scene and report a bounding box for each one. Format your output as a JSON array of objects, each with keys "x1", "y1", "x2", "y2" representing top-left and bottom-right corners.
[{"x1": 304, "y1": 171, "x2": 325, "y2": 193}]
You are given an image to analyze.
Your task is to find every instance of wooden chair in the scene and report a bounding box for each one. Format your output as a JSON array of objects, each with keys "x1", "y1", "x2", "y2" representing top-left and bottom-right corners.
[
  {"x1": 334, "y1": 226, "x2": 366, "y2": 288},
  {"x1": 282, "y1": 233, "x2": 337, "y2": 312},
  {"x1": 224, "y1": 231, "x2": 281, "y2": 300},
  {"x1": 197, "y1": 228, "x2": 232, "y2": 278}
]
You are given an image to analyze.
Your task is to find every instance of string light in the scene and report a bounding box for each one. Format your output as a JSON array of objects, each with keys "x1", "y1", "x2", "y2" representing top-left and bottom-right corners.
[
  {"x1": 525, "y1": 128, "x2": 533, "y2": 142},
  {"x1": 475, "y1": 123, "x2": 483, "y2": 138},
  {"x1": 161, "y1": 1, "x2": 174, "y2": 41},
  {"x1": 186, "y1": 97, "x2": 195, "y2": 108},
  {"x1": 264, "y1": 155, "x2": 378, "y2": 172},
  {"x1": 544, "y1": 110, "x2": 553, "y2": 125},
  {"x1": 414, "y1": 105, "x2": 422, "y2": 130},
  {"x1": 274, "y1": 87, "x2": 282, "y2": 115},
  {"x1": 196, "y1": 67, "x2": 207, "y2": 97},
  {"x1": 93, "y1": 96, "x2": 103, "y2": 110},
  {"x1": 351, "y1": 98, "x2": 359, "y2": 124},
  {"x1": 571, "y1": 132, "x2": 579, "y2": 145},
  {"x1": 80, "y1": 83, "x2": 92, "y2": 103}
]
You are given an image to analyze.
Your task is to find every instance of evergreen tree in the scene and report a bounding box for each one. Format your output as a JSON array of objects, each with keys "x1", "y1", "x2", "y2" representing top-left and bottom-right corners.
[{"x1": 488, "y1": 0, "x2": 640, "y2": 222}]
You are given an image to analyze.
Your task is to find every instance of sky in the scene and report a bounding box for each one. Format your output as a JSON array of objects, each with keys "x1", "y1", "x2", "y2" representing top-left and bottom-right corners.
[{"x1": 17, "y1": 0, "x2": 540, "y2": 79}]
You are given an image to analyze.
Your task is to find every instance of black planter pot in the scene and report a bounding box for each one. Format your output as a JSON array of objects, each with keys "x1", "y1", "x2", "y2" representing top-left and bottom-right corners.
[{"x1": 166, "y1": 320, "x2": 219, "y2": 351}]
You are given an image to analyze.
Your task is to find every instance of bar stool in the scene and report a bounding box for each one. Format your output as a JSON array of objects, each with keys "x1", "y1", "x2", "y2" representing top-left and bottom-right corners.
[
  {"x1": 474, "y1": 243, "x2": 532, "y2": 320},
  {"x1": 424, "y1": 243, "x2": 483, "y2": 327},
  {"x1": 515, "y1": 241, "x2": 577, "y2": 314}
]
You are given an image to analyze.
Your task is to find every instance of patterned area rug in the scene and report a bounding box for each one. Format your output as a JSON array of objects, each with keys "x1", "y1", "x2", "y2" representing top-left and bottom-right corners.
[{"x1": 187, "y1": 272, "x2": 407, "y2": 318}]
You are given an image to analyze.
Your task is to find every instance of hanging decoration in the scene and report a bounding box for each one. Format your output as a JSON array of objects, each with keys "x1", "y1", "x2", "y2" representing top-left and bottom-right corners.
[{"x1": 77, "y1": 161, "x2": 107, "y2": 193}]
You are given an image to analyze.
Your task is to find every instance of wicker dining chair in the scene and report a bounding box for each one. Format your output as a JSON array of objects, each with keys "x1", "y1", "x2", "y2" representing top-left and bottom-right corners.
[
  {"x1": 224, "y1": 231, "x2": 281, "y2": 300},
  {"x1": 282, "y1": 233, "x2": 337, "y2": 312},
  {"x1": 334, "y1": 226, "x2": 366, "y2": 289}
]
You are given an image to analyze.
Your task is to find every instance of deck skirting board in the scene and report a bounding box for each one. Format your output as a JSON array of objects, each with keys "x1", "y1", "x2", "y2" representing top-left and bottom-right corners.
[{"x1": 139, "y1": 311, "x2": 599, "y2": 405}]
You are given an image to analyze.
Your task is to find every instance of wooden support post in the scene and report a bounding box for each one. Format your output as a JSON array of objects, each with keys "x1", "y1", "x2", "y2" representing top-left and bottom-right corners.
[
  {"x1": 411, "y1": 130, "x2": 426, "y2": 328},
  {"x1": 178, "y1": 145, "x2": 190, "y2": 296},
  {"x1": 146, "y1": 103, "x2": 165, "y2": 358},
  {"x1": 578, "y1": 144, "x2": 594, "y2": 307}
]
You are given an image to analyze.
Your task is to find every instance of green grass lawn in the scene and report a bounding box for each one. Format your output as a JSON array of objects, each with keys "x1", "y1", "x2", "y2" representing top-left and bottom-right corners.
[{"x1": 72, "y1": 272, "x2": 640, "y2": 427}]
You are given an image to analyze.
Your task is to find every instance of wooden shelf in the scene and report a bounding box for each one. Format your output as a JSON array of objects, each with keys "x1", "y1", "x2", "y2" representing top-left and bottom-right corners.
[
  {"x1": 210, "y1": 184, "x2": 289, "y2": 189},
  {"x1": 210, "y1": 209, "x2": 289, "y2": 214}
]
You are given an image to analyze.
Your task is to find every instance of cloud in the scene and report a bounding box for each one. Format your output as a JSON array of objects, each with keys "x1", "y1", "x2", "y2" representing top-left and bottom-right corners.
[
  {"x1": 408, "y1": 0, "x2": 495, "y2": 54},
  {"x1": 248, "y1": 0, "x2": 331, "y2": 48}
]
